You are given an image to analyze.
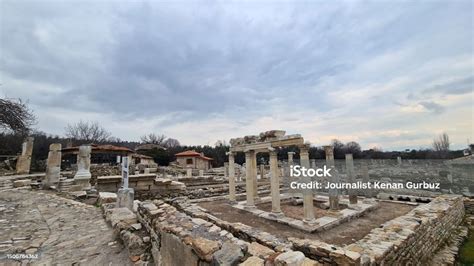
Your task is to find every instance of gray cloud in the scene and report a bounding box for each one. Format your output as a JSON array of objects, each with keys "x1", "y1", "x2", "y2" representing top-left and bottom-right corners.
[
  {"x1": 0, "y1": 0, "x2": 473, "y2": 149},
  {"x1": 419, "y1": 101, "x2": 445, "y2": 114},
  {"x1": 423, "y1": 76, "x2": 473, "y2": 96}
]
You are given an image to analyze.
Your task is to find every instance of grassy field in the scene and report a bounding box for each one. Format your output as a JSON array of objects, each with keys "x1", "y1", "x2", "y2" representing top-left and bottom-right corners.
[{"x1": 459, "y1": 228, "x2": 474, "y2": 265}]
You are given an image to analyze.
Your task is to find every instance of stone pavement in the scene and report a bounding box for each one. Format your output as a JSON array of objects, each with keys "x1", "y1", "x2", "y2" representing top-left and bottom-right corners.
[{"x1": 0, "y1": 188, "x2": 131, "y2": 265}]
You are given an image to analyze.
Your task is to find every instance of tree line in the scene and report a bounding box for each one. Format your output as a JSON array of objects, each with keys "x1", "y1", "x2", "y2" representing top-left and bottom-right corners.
[{"x1": 0, "y1": 97, "x2": 468, "y2": 170}]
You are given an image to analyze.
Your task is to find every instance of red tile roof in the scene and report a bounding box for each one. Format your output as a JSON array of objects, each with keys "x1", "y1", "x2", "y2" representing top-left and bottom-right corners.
[
  {"x1": 62, "y1": 144, "x2": 134, "y2": 153},
  {"x1": 175, "y1": 150, "x2": 213, "y2": 160}
]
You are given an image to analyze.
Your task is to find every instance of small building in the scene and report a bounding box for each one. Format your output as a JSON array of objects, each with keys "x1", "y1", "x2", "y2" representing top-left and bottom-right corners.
[
  {"x1": 175, "y1": 150, "x2": 213, "y2": 170},
  {"x1": 131, "y1": 153, "x2": 156, "y2": 166}
]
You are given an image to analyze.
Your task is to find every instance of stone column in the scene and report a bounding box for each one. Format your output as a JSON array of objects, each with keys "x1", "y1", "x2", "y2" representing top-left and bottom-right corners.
[
  {"x1": 245, "y1": 151, "x2": 255, "y2": 207},
  {"x1": 397, "y1": 156, "x2": 402, "y2": 166},
  {"x1": 361, "y1": 161, "x2": 371, "y2": 197},
  {"x1": 44, "y1": 143, "x2": 62, "y2": 189},
  {"x1": 324, "y1": 145, "x2": 339, "y2": 210},
  {"x1": 286, "y1": 152, "x2": 295, "y2": 178},
  {"x1": 252, "y1": 151, "x2": 258, "y2": 199},
  {"x1": 361, "y1": 162, "x2": 369, "y2": 183},
  {"x1": 73, "y1": 145, "x2": 92, "y2": 190},
  {"x1": 310, "y1": 159, "x2": 316, "y2": 169},
  {"x1": 300, "y1": 146, "x2": 315, "y2": 222},
  {"x1": 199, "y1": 169, "x2": 204, "y2": 176},
  {"x1": 288, "y1": 152, "x2": 295, "y2": 165},
  {"x1": 117, "y1": 156, "x2": 134, "y2": 210},
  {"x1": 186, "y1": 168, "x2": 192, "y2": 177},
  {"x1": 224, "y1": 162, "x2": 229, "y2": 178},
  {"x1": 16, "y1": 137, "x2": 34, "y2": 174},
  {"x1": 228, "y1": 152, "x2": 236, "y2": 202},
  {"x1": 259, "y1": 164, "x2": 265, "y2": 179},
  {"x1": 345, "y1": 154, "x2": 357, "y2": 204},
  {"x1": 269, "y1": 151, "x2": 281, "y2": 214}
]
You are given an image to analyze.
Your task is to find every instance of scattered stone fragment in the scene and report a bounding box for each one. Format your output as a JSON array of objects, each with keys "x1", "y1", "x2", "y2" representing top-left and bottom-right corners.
[
  {"x1": 248, "y1": 242, "x2": 275, "y2": 259},
  {"x1": 275, "y1": 251, "x2": 305, "y2": 266},
  {"x1": 212, "y1": 242, "x2": 244, "y2": 266},
  {"x1": 239, "y1": 256, "x2": 264, "y2": 266},
  {"x1": 13, "y1": 179, "x2": 31, "y2": 188},
  {"x1": 106, "y1": 207, "x2": 137, "y2": 228},
  {"x1": 130, "y1": 223, "x2": 142, "y2": 231},
  {"x1": 98, "y1": 192, "x2": 117, "y2": 205},
  {"x1": 191, "y1": 237, "x2": 221, "y2": 261}
]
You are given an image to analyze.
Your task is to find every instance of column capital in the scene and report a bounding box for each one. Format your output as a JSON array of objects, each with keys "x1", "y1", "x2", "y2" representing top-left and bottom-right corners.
[
  {"x1": 226, "y1": 151, "x2": 235, "y2": 157},
  {"x1": 324, "y1": 145, "x2": 334, "y2": 155},
  {"x1": 299, "y1": 147, "x2": 310, "y2": 154},
  {"x1": 299, "y1": 143, "x2": 310, "y2": 150}
]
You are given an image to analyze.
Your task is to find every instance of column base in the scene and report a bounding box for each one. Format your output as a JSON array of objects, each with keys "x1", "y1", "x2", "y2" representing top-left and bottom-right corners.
[
  {"x1": 244, "y1": 203, "x2": 256, "y2": 210},
  {"x1": 303, "y1": 218, "x2": 318, "y2": 225},
  {"x1": 270, "y1": 211, "x2": 284, "y2": 218},
  {"x1": 73, "y1": 177, "x2": 91, "y2": 191}
]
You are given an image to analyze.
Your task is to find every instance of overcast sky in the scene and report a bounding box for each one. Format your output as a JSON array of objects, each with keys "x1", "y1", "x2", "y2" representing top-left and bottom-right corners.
[{"x1": 1, "y1": 0, "x2": 473, "y2": 150}]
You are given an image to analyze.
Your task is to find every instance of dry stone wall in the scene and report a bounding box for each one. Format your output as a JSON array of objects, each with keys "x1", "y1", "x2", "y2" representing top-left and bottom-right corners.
[
  {"x1": 135, "y1": 199, "x2": 322, "y2": 265},
  {"x1": 346, "y1": 195, "x2": 465, "y2": 265},
  {"x1": 103, "y1": 193, "x2": 464, "y2": 265},
  {"x1": 464, "y1": 197, "x2": 474, "y2": 214}
]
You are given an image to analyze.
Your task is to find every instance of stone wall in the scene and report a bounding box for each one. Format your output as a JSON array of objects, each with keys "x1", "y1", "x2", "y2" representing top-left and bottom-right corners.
[
  {"x1": 464, "y1": 197, "x2": 474, "y2": 214},
  {"x1": 346, "y1": 195, "x2": 465, "y2": 265},
  {"x1": 96, "y1": 175, "x2": 186, "y2": 200},
  {"x1": 135, "y1": 199, "x2": 321, "y2": 265},
  {"x1": 173, "y1": 199, "x2": 362, "y2": 265},
  {"x1": 109, "y1": 194, "x2": 464, "y2": 265}
]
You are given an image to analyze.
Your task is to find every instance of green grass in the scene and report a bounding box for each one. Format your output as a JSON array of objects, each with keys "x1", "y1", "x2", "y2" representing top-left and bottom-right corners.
[{"x1": 459, "y1": 228, "x2": 474, "y2": 266}]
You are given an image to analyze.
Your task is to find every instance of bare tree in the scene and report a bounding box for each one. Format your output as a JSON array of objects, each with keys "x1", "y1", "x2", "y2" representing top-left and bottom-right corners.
[
  {"x1": 344, "y1": 141, "x2": 361, "y2": 155},
  {"x1": 140, "y1": 133, "x2": 167, "y2": 145},
  {"x1": 433, "y1": 132, "x2": 450, "y2": 157},
  {"x1": 331, "y1": 139, "x2": 344, "y2": 150},
  {"x1": 65, "y1": 121, "x2": 112, "y2": 143},
  {"x1": 433, "y1": 132, "x2": 450, "y2": 151},
  {"x1": 163, "y1": 138, "x2": 180, "y2": 148},
  {"x1": 0, "y1": 98, "x2": 36, "y2": 134}
]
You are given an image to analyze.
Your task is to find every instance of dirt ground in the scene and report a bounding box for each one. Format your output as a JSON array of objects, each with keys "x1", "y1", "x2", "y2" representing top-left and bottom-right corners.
[
  {"x1": 198, "y1": 200, "x2": 415, "y2": 245},
  {"x1": 258, "y1": 201, "x2": 334, "y2": 219}
]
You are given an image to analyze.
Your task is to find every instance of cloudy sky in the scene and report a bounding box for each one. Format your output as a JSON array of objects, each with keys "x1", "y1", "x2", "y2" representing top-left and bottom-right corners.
[{"x1": 1, "y1": 0, "x2": 473, "y2": 150}]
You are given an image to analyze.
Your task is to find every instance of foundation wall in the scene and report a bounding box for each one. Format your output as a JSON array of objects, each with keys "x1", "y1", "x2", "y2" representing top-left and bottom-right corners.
[
  {"x1": 464, "y1": 197, "x2": 474, "y2": 214},
  {"x1": 346, "y1": 195, "x2": 465, "y2": 265},
  {"x1": 96, "y1": 175, "x2": 186, "y2": 200},
  {"x1": 136, "y1": 200, "x2": 324, "y2": 265}
]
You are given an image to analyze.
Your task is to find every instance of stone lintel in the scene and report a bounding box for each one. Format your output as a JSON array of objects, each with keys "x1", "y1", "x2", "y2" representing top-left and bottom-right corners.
[{"x1": 230, "y1": 136, "x2": 304, "y2": 152}]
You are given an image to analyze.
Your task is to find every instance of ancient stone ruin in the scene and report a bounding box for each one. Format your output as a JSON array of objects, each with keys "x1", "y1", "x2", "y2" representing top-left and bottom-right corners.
[
  {"x1": 15, "y1": 137, "x2": 34, "y2": 175},
  {"x1": 1, "y1": 130, "x2": 473, "y2": 265}
]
